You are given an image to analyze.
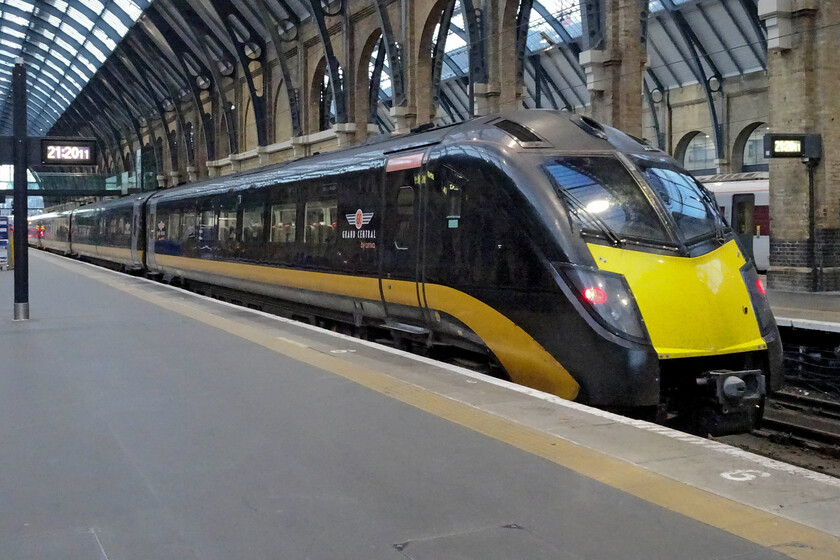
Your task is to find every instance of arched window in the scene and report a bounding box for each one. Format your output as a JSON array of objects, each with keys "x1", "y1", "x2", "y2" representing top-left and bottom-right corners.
[
  {"x1": 274, "y1": 80, "x2": 292, "y2": 143},
  {"x1": 310, "y1": 58, "x2": 337, "y2": 132},
  {"x1": 681, "y1": 133, "x2": 716, "y2": 175},
  {"x1": 368, "y1": 36, "x2": 395, "y2": 133},
  {"x1": 742, "y1": 125, "x2": 769, "y2": 172}
]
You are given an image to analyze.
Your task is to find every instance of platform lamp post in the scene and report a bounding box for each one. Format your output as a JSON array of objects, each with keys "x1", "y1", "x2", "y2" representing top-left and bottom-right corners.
[{"x1": 12, "y1": 57, "x2": 29, "y2": 321}]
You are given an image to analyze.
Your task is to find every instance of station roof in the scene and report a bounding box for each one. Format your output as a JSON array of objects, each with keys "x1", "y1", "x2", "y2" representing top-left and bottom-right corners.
[
  {"x1": 37, "y1": 0, "x2": 766, "y2": 150},
  {"x1": 0, "y1": 0, "x2": 150, "y2": 136},
  {"x1": 429, "y1": 0, "x2": 766, "y2": 125}
]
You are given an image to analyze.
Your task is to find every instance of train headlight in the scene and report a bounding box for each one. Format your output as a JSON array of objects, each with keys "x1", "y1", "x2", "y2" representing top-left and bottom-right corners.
[
  {"x1": 740, "y1": 265, "x2": 775, "y2": 336},
  {"x1": 556, "y1": 263, "x2": 649, "y2": 343}
]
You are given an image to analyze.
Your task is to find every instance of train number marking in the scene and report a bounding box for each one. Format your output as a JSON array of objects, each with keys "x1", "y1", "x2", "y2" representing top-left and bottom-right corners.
[{"x1": 720, "y1": 469, "x2": 771, "y2": 482}]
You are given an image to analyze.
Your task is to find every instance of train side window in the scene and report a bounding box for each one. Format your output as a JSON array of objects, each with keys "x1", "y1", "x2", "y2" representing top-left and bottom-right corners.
[
  {"x1": 167, "y1": 212, "x2": 181, "y2": 241},
  {"x1": 394, "y1": 186, "x2": 415, "y2": 250},
  {"x1": 122, "y1": 212, "x2": 132, "y2": 243},
  {"x1": 218, "y1": 200, "x2": 238, "y2": 253},
  {"x1": 304, "y1": 200, "x2": 337, "y2": 244},
  {"x1": 179, "y1": 211, "x2": 196, "y2": 241},
  {"x1": 106, "y1": 216, "x2": 117, "y2": 245},
  {"x1": 97, "y1": 216, "x2": 106, "y2": 243},
  {"x1": 241, "y1": 203, "x2": 264, "y2": 243},
  {"x1": 180, "y1": 209, "x2": 198, "y2": 257},
  {"x1": 270, "y1": 203, "x2": 297, "y2": 243},
  {"x1": 114, "y1": 215, "x2": 124, "y2": 246},
  {"x1": 199, "y1": 209, "x2": 216, "y2": 238}
]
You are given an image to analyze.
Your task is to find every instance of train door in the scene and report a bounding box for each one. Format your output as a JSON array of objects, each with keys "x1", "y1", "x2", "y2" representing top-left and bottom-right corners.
[
  {"x1": 130, "y1": 197, "x2": 144, "y2": 266},
  {"x1": 379, "y1": 152, "x2": 428, "y2": 332},
  {"x1": 197, "y1": 198, "x2": 218, "y2": 260},
  {"x1": 145, "y1": 198, "x2": 159, "y2": 270},
  {"x1": 732, "y1": 193, "x2": 755, "y2": 263}
]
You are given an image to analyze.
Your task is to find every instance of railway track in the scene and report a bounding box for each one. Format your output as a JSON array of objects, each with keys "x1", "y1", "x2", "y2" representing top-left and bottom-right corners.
[{"x1": 760, "y1": 389, "x2": 840, "y2": 449}]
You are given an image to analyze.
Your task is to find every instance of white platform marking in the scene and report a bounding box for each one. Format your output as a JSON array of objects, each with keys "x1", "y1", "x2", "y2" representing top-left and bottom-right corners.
[{"x1": 721, "y1": 469, "x2": 771, "y2": 482}]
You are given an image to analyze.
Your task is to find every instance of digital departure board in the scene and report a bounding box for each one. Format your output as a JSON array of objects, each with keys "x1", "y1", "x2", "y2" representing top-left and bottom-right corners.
[
  {"x1": 772, "y1": 139, "x2": 801, "y2": 154},
  {"x1": 40, "y1": 139, "x2": 97, "y2": 165},
  {"x1": 763, "y1": 133, "x2": 822, "y2": 160}
]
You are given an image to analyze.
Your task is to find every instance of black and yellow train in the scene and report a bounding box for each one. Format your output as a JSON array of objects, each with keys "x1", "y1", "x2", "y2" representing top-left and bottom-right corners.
[{"x1": 29, "y1": 110, "x2": 782, "y2": 435}]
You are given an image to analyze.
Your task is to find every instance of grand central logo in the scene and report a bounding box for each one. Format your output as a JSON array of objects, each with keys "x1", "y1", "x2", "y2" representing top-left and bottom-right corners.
[{"x1": 342, "y1": 209, "x2": 376, "y2": 242}]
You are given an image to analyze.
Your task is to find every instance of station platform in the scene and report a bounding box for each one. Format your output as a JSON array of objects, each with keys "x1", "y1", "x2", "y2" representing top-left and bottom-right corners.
[
  {"x1": 2, "y1": 251, "x2": 840, "y2": 560},
  {"x1": 768, "y1": 289, "x2": 840, "y2": 333}
]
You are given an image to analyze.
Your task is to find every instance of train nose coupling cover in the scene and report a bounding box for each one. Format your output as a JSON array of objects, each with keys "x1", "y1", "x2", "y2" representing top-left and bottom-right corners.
[{"x1": 697, "y1": 369, "x2": 765, "y2": 414}]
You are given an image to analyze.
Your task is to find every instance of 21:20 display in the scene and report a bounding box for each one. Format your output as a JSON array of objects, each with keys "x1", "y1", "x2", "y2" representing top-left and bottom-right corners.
[{"x1": 46, "y1": 145, "x2": 90, "y2": 161}]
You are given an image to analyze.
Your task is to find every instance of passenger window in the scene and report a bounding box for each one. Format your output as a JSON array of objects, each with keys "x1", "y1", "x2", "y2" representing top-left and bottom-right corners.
[
  {"x1": 180, "y1": 211, "x2": 197, "y2": 243},
  {"x1": 270, "y1": 203, "x2": 297, "y2": 243},
  {"x1": 198, "y1": 210, "x2": 216, "y2": 244},
  {"x1": 218, "y1": 203, "x2": 238, "y2": 250},
  {"x1": 304, "y1": 200, "x2": 337, "y2": 244},
  {"x1": 167, "y1": 212, "x2": 181, "y2": 241},
  {"x1": 241, "y1": 203, "x2": 264, "y2": 243},
  {"x1": 394, "y1": 186, "x2": 415, "y2": 250}
]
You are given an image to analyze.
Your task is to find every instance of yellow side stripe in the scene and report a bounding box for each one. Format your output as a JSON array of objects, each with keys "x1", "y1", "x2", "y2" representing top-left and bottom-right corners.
[{"x1": 155, "y1": 253, "x2": 579, "y2": 399}]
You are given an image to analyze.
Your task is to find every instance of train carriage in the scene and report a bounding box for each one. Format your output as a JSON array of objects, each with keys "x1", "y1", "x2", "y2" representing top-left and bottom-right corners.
[
  {"x1": 28, "y1": 211, "x2": 71, "y2": 254},
  {"x1": 34, "y1": 110, "x2": 783, "y2": 435},
  {"x1": 69, "y1": 194, "x2": 152, "y2": 270},
  {"x1": 704, "y1": 177, "x2": 770, "y2": 272}
]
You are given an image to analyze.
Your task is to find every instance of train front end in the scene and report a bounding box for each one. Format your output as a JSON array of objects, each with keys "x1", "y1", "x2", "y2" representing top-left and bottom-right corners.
[{"x1": 538, "y1": 129, "x2": 781, "y2": 435}]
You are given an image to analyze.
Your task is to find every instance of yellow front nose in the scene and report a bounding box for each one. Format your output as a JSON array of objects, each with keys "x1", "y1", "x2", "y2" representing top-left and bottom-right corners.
[{"x1": 587, "y1": 240, "x2": 766, "y2": 359}]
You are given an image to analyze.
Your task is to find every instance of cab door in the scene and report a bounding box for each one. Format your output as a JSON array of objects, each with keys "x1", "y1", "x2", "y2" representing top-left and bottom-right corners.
[
  {"x1": 379, "y1": 152, "x2": 428, "y2": 332},
  {"x1": 732, "y1": 193, "x2": 755, "y2": 263}
]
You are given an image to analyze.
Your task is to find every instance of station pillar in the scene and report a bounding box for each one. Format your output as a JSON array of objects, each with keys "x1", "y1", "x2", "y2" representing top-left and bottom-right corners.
[
  {"x1": 762, "y1": 1, "x2": 840, "y2": 291},
  {"x1": 12, "y1": 59, "x2": 28, "y2": 320},
  {"x1": 579, "y1": 0, "x2": 647, "y2": 138}
]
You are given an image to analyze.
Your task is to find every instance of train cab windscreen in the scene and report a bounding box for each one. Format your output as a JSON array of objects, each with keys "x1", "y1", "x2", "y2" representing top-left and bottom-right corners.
[
  {"x1": 634, "y1": 160, "x2": 727, "y2": 245},
  {"x1": 544, "y1": 156, "x2": 669, "y2": 244}
]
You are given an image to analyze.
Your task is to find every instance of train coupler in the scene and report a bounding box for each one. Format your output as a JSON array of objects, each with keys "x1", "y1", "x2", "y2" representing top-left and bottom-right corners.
[
  {"x1": 696, "y1": 369, "x2": 765, "y2": 414},
  {"x1": 692, "y1": 369, "x2": 766, "y2": 435}
]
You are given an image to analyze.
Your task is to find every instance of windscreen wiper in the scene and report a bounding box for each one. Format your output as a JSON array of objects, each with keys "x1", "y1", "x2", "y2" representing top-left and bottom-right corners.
[
  {"x1": 555, "y1": 187, "x2": 624, "y2": 247},
  {"x1": 695, "y1": 185, "x2": 728, "y2": 244}
]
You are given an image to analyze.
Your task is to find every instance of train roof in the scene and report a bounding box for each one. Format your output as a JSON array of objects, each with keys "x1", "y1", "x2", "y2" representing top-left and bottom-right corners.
[
  {"x1": 702, "y1": 180, "x2": 768, "y2": 194},
  {"x1": 66, "y1": 110, "x2": 664, "y2": 211}
]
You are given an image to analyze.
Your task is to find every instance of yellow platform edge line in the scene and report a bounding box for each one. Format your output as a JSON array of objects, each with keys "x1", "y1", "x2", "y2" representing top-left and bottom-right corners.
[{"x1": 39, "y1": 251, "x2": 840, "y2": 560}]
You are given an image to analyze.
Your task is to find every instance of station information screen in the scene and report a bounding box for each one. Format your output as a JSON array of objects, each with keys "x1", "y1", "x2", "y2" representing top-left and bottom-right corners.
[
  {"x1": 772, "y1": 139, "x2": 801, "y2": 155},
  {"x1": 40, "y1": 139, "x2": 97, "y2": 165},
  {"x1": 763, "y1": 133, "x2": 822, "y2": 159}
]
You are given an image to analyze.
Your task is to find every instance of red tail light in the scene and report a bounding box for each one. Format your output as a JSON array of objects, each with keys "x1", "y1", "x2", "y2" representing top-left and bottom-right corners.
[
  {"x1": 756, "y1": 278, "x2": 766, "y2": 296},
  {"x1": 583, "y1": 286, "x2": 608, "y2": 304}
]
